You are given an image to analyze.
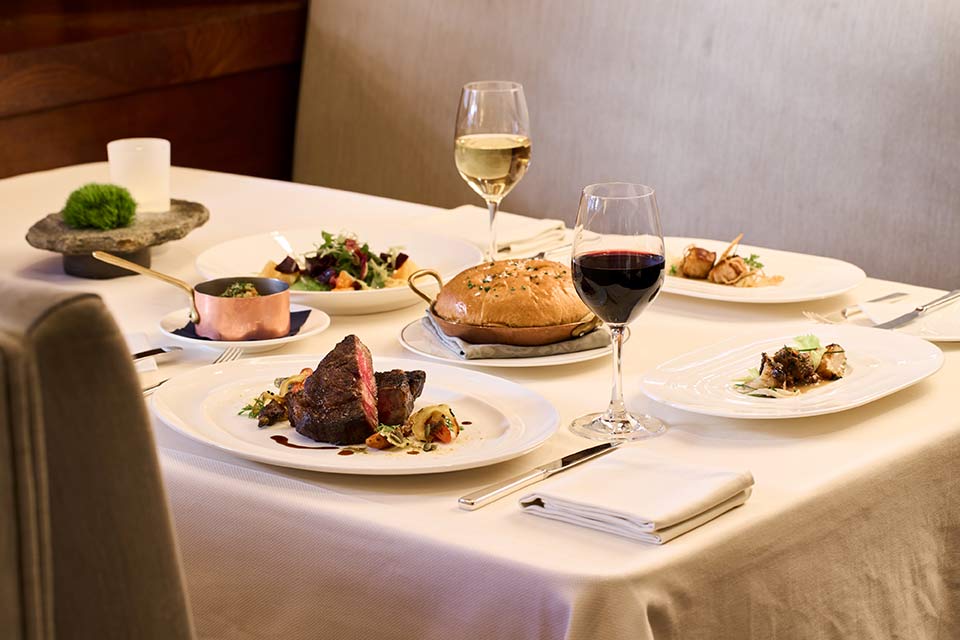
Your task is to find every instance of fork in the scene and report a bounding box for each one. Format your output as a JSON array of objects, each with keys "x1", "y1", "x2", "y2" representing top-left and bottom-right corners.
[
  {"x1": 142, "y1": 346, "x2": 244, "y2": 396},
  {"x1": 802, "y1": 292, "x2": 908, "y2": 325}
]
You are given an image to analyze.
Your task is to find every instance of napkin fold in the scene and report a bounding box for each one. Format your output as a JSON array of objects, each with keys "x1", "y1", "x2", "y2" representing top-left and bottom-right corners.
[
  {"x1": 858, "y1": 300, "x2": 917, "y2": 326},
  {"x1": 520, "y1": 451, "x2": 753, "y2": 544},
  {"x1": 414, "y1": 205, "x2": 567, "y2": 254},
  {"x1": 125, "y1": 333, "x2": 157, "y2": 373},
  {"x1": 421, "y1": 314, "x2": 610, "y2": 359}
]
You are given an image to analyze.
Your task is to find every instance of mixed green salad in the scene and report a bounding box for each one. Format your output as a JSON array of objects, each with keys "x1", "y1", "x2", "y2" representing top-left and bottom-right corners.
[{"x1": 261, "y1": 231, "x2": 417, "y2": 292}]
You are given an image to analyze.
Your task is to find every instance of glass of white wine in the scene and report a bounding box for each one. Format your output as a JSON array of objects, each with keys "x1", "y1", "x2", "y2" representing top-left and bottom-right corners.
[{"x1": 454, "y1": 81, "x2": 531, "y2": 260}]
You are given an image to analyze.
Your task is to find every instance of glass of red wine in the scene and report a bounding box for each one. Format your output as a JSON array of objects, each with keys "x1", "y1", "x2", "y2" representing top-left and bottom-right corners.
[{"x1": 570, "y1": 182, "x2": 667, "y2": 441}]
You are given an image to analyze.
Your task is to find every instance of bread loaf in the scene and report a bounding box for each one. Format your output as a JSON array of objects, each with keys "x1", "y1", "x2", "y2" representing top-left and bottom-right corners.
[{"x1": 434, "y1": 259, "x2": 590, "y2": 327}]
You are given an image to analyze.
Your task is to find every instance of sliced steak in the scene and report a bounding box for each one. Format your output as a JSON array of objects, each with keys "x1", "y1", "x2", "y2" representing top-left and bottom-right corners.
[
  {"x1": 375, "y1": 369, "x2": 427, "y2": 426},
  {"x1": 287, "y1": 335, "x2": 379, "y2": 444}
]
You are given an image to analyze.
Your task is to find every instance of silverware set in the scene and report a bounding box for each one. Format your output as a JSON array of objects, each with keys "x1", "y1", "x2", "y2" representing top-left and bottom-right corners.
[
  {"x1": 803, "y1": 290, "x2": 960, "y2": 329},
  {"x1": 140, "y1": 346, "x2": 244, "y2": 397}
]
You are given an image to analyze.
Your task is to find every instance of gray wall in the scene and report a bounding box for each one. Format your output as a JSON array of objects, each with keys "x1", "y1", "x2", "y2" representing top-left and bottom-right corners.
[{"x1": 294, "y1": 0, "x2": 960, "y2": 288}]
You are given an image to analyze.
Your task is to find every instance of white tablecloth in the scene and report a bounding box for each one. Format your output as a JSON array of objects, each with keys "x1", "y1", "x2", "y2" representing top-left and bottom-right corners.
[{"x1": 2, "y1": 163, "x2": 958, "y2": 639}]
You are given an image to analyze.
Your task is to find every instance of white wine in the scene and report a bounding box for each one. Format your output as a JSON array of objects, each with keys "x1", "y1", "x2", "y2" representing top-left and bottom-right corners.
[{"x1": 454, "y1": 133, "x2": 531, "y2": 201}]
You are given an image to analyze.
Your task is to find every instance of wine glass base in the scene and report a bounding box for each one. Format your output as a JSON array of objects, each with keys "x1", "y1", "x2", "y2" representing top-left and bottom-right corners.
[{"x1": 569, "y1": 412, "x2": 667, "y2": 442}]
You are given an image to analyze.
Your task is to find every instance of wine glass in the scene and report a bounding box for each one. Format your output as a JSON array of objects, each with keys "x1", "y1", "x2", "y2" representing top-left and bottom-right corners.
[
  {"x1": 570, "y1": 182, "x2": 667, "y2": 441},
  {"x1": 454, "y1": 81, "x2": 531, "y2": 260}
]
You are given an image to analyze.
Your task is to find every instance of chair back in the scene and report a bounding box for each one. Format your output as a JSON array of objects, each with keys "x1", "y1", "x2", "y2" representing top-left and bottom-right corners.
[
  {"x1": 0, "y1": 280, "x2": 193, "y2": 639},
  {"x1": 294, "y1": 0, "x2": 960, "y2": 288}
]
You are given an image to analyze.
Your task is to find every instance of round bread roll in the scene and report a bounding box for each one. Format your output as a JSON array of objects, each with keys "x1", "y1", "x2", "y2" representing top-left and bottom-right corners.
[{"x1": 434, "y1": 259, "x2": 590, "y2": 327}]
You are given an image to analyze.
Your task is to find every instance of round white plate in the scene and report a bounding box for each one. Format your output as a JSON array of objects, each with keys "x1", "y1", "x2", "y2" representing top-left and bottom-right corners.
[
  {"x1": 195, "y1": 227, "x2": 483, "y2": 315},
  {"x1": 639, "y1": 323, "x2": 943, "y2": 419},
  {"x1": 663, "y1": 237, "x2": 865, "y2": 304},
  {"x1": 151, "y1": 355, "x2": 559, "y2": 475},
  {"x1": 398, "y1": 318, "x2": 612, "y2": 368},
  {"x1": 159, "y1": 304, "x2": 331, "y2": 353}
]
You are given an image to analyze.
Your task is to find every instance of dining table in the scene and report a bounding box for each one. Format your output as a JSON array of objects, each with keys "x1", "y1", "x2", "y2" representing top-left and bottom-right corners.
[{"x1": 2, "y1": 162, "x2": 958, "y2": 640}]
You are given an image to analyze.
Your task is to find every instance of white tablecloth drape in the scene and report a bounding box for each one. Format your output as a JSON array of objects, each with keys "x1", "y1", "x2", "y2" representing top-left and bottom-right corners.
[{"x1": 3, "y1": 164, "x2": 958, "y2": 639}]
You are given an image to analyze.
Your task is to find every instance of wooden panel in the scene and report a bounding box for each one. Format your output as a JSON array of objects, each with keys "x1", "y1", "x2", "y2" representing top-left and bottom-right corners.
[
  {"x1": 0, "y1": 2, "x2": 305, "y2": 117},
  {"x1": 0, "y1": 66, "x2": 300, "y2": 179}
]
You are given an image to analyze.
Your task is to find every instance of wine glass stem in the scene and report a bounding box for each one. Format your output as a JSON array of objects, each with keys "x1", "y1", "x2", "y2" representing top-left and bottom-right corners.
[
  {"x1": 606, "y1": 325, "x2": 628, "y2": 421},
  {"x1": 486, "y1": 199, "x2": 499, "y2": 261}
]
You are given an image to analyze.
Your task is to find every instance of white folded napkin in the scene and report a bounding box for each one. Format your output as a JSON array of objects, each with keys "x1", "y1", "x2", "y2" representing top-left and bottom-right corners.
[
  {"x1": 414, "y1": 205, "x2": 567, "y2": 254},
  {"x1": 858, "y1": 300, "x2": 917, "y2": 326},
  {"x1": 125, "y1": 332, "x2": 158, "y2": 373},
  {"x1": 520, "y1": 450, "x2": 753, "y2": 544}
]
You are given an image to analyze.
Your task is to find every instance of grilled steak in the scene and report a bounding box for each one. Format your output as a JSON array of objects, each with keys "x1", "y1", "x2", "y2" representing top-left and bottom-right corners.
[
  {"x1": 286, "y1": 335, "x2": 379, "y2": 444},
  {"x1": 375, "y1": 369, "x2": 426, "y2": 425}
]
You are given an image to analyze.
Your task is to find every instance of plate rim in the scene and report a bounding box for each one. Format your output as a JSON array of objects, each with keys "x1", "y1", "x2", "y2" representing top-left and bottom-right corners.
[
  {"x1": 158, "y1": 303, "x2": 331, "y2": 350},
  {"x1": 662, "y1": 236, "x2": 866, "y2": 304},
  {"x1": 397, "y1": 318, "x2": 612, "y2": 368},
  {"x1": 151, "y1": 354, "x2": 560, "y2": 475},
  {"x1": 638, "y1": 323, "x2": 944, "y2": 419}
]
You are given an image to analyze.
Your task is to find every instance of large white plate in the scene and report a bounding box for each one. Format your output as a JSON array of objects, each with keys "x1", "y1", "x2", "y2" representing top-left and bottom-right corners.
[
  {"x1": 663, "y1": 237, "x2": 865, "y2": 303},
  {"x1": 398, "y1": 319, "x2": 613, "y2": 368},
  {"x1": 151, "y1": 355, "x2": 559, "y2": 475},
  {"x1": 195, "y1": 227, "x2": 483, "y2": 315},
  {"x1": 158, "y1": 304, "x2": 331, "y2": 353},
  {"x1": 639, "y1": 323, "x2": 943, "y2": 419}
]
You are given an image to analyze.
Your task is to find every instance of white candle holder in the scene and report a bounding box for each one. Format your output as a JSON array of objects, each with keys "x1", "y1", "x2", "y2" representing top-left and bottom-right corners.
[{"x1": 107, "y1": 138, "x2": 171, "y2": 213}]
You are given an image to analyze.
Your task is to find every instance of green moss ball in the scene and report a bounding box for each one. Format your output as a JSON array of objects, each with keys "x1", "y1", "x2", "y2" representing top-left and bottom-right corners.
[{"x1": 62, "y1": 183, "x2": 137, "y2": 230}]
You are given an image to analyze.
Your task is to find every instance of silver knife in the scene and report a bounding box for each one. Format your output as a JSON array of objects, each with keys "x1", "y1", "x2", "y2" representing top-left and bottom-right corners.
[
  {"x1": 873, "y1": 289, "x2": 960, "y2": 330},
  {"x1": 132, "y1": 346, "x2": 182, "y2": 361},
  {"x1": 458, "y1": 441, "x2": 621, "y2": 510}
]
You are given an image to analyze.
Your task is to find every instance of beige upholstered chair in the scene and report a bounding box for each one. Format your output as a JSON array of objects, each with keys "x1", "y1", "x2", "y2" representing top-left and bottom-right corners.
[
  {"x1": 0, "y1": 280, "x2": 193, "y2": 639},
  {"x1": 294, "y1": 0, "x2": 960, "y2": 289}
]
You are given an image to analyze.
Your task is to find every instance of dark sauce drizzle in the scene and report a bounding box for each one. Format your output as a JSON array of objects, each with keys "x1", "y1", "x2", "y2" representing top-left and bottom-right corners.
[{"x1": 270, "y1": 435, "x2": 337, "y2": 450}]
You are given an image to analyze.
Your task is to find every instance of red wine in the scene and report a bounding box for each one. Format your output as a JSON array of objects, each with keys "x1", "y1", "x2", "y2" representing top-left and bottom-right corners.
[{"x1": 572, "y1": 251, "x2": 665, "y2": 324}]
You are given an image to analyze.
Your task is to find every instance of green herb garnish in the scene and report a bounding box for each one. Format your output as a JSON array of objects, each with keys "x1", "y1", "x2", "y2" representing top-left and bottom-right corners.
[{"x1": 743, "y1": 254, "x2": 764, "y2": 270}]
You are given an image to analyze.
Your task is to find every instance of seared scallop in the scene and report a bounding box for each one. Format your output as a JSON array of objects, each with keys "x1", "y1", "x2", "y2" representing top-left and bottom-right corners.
[
  {"x1": 708, "y1": 256, "x2": 751, "y2": 285},
  {"x1": 680, "y1": 246, "x2": 716, "y2": 279},
  {"x1": 816, "y1": 344, "x2": 846, "y2": 380}
]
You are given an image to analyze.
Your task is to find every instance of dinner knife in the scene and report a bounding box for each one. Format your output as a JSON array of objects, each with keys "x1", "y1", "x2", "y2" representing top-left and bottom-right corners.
[
  {"x1": 458, "y1": 441, "x2": 621, "y2": 510},
  {"x1": 873, "y1": 289, "x2": 960, "y2": 330},
  {"x1": 132, "y1": 346, "x2": 182, "y2": 361}
]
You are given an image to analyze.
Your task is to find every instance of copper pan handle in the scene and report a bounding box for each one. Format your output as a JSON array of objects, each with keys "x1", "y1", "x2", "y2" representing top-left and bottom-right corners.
[
  {"x1": 92, "y1": 251, "x2": 200, "y2": 323},
  {"x1": 408, "y1": 269, "x2": 443, "y2": 306}
]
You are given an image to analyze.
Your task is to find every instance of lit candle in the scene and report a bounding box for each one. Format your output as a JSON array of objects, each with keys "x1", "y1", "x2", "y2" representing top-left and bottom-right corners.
[{"x1": 107, "y1": 138, "x2": 171, "y2": 213}]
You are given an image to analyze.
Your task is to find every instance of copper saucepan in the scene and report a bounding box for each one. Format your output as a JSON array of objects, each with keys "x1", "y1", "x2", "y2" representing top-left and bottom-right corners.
[
  {"x1": 92, "y1": 251, "x2": 290, "y2": 341},
  {"x1": 408, "y1": 269, "x2": 602, "y2": 347}
]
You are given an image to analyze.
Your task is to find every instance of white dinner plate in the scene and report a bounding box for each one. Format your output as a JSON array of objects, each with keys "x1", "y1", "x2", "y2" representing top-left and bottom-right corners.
[
  {"x1": 195, "y1": 227, "x2": 483, "y2": 315},
  {"x1": 663, "y1": 237, "x2": 865, "y2": 303},
  {"x1": 398, "y1": 318, "x2": 613, "y2": 368},
  {"x1": 158, "y1": 304, "x2": 331, "y2": 353},
  {"x1": 639, "y1": 323, "x2": 943, "y2": 419},
  {"x1": 151, "y1": 355, "x2": 559, "y2": 475}
]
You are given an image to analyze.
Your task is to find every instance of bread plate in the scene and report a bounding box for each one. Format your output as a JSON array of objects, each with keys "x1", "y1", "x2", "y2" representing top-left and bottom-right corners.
[{"x1": 409, "y1": 262, "x2": 601, "y2": 347}]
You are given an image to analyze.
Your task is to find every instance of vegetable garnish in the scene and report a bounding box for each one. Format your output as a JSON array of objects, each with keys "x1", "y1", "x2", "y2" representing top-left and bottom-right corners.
[
  {"x1": 260, "y1": 231, "x2": 418, "y2": 292},
  {"x1": 220, "y1": 282, "x2": 259, "y2": 298}
]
